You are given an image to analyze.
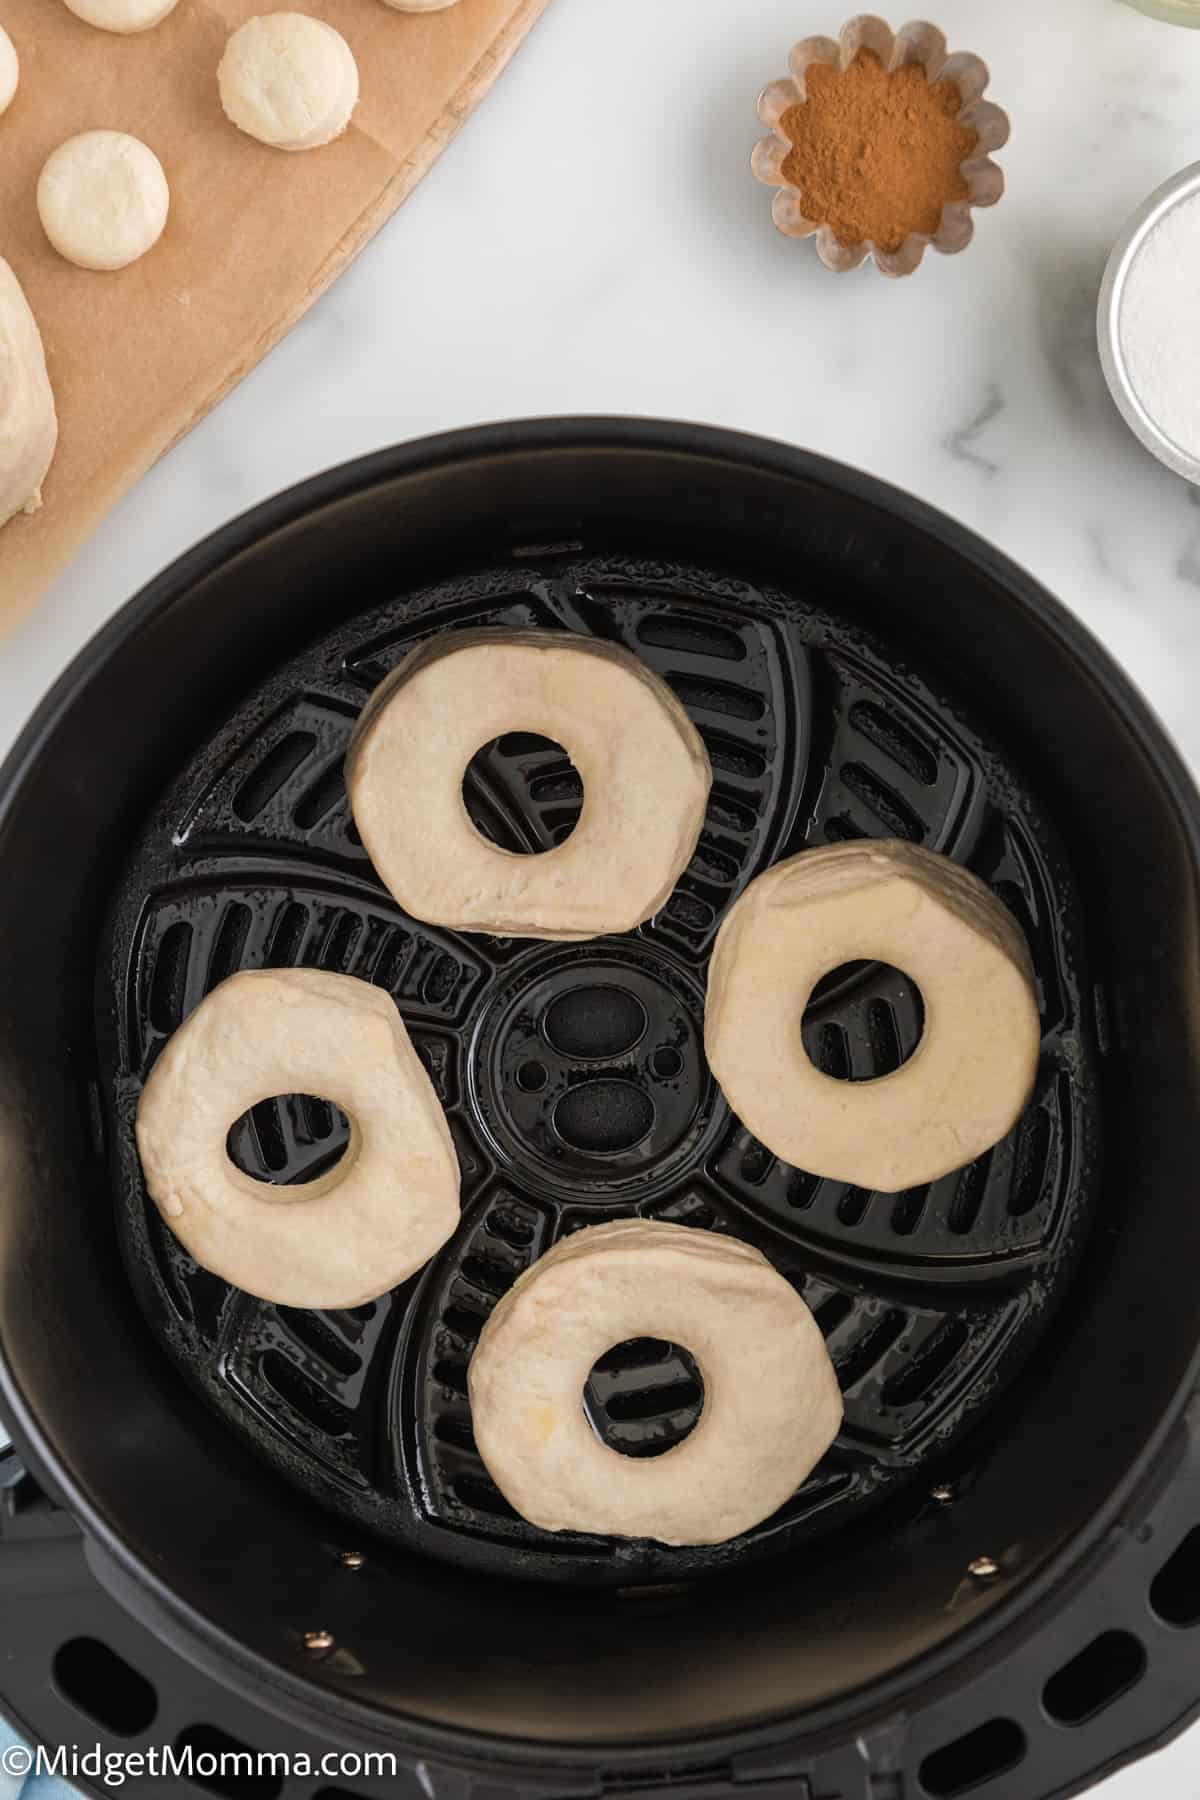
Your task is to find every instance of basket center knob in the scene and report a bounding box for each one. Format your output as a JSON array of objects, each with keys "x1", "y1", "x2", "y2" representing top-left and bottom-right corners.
[{"x1": 472, "y1": 946, "x2": 716, "y2": 1198}]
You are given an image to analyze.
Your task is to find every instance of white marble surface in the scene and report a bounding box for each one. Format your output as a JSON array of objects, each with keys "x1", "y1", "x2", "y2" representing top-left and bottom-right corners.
[{"x1": 1, "y1": 0, "x2": 1200, "y2": 1790}]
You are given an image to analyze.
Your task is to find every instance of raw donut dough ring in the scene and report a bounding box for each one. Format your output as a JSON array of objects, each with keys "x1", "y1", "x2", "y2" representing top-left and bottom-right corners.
[
  {"x1": 135, "y1": 968, "x2": 460, "y2": 1309},
  {"x1": 705, "y1": 840, "x2": 1041, "y2": 1192},
  {"x1": 468, "y1": 1220, "x2": 843, "y2": 1545},
  {"x1": 38, "y1": 132, "x2": 169, "y2": 271},
  {"x1": 347, "y1": 630, "x2": 712, "y2": 940}
]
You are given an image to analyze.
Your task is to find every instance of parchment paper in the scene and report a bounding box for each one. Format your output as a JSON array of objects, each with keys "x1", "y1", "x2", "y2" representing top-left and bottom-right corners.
[{"x1": 0, "y1": 0, "x2": 551, "y2": 632}]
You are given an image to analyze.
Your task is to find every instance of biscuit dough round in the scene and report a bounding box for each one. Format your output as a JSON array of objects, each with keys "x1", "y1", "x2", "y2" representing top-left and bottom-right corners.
[
  {"x1": 219, "y1": 14, "x2": 359, "y2": 151},
  {"x1": 706, "y1": 840, "x2": 1041, "y2": 1191},
  {"x1": 38, "y1": 132, "x2": 169, "y2": 271},
  {"x1": 0, "y1": 27, "x2": 19, "y2": 112},
  {"x1": 135, "y1": 967, "x2": 461, "y2": 1309},
  {"x1": 347, "y1": 630, "x2": 712, "y2": 940},
  {"x1": 61, "y1": 0, "x2": 179, "y2": 31},
  {"x1": 468, "y1": 1220, "x2": 843, "y2": 1545},
  {"x1": 0, "y1": 259, "x2": 58, "y2": 527}
]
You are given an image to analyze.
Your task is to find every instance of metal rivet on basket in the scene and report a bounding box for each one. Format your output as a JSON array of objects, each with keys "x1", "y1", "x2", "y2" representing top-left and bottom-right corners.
[
  {"x1": 968, "y1": 1555, "x2": 1000, "y2": 1581},
  {"x1": 303, "y1": 1629, "x2": 335, "y2": 1654},
  {"x1": 339, "y1": 1550, "x2": 365, "y2": 1570},
  {"x1": 930, "y1": 1483, "x2": 956, "y2": 1505}
]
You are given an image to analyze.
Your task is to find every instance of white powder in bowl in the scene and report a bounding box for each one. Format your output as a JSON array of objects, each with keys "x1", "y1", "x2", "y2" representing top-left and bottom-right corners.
[{"x1": 1120, "y1": 192, "x2": 1200, "y2": 459}]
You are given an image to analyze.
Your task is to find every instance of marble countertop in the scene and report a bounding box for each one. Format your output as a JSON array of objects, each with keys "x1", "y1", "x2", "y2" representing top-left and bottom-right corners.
[{"x1": 1, "y1": 0, "x2": 1198, "y2": 1792}]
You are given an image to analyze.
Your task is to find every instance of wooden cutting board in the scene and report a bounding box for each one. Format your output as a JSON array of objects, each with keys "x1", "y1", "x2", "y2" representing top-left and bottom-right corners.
[{"x1": 0, "y1": 0, "x2": 552, "y2": 634}]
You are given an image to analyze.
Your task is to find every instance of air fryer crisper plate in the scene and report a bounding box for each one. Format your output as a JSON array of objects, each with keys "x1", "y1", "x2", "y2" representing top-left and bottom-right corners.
[{"x1": 97, "y1": 554, "x2": 1100, "y2": 1587}]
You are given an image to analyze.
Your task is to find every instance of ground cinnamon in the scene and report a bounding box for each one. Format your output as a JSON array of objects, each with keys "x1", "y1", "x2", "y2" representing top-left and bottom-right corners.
[{"x1": 781, "y1": 49, "x2": 977, "y2": 253}]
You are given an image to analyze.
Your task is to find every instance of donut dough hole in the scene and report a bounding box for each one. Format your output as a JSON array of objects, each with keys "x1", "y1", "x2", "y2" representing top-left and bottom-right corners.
[
  {"x1": 468, "y1": 1220, "x2": 843, "y2": 1545},
  {"x1": 61, "y1": 0, "x2": 179, "y2": 31},
  {"x1": 706, "y1": 840, "x2": 1041, "y2": 1191},
  {"x1": 0, "y1": 27, "x2": 18, "y2": 112},
  {"x1": 0, "y1": 260, "x2": 58, "y2": 528},
  {"x1": 347, "y1": 630, "x2": 712, "y2": 939},
  {"x1": 219, "y1": 15, "x2": 360, "y2": 151},
  {"x1": 38, "y1": 133, "x2": 169, "y2": 271},
  {"x1": 135, "y1": 968, "x2": 461, "y2": 1309}
]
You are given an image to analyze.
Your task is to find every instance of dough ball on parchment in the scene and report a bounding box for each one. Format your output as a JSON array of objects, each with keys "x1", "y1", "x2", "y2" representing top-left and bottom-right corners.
[
  {"x1": 60, "y1": 0, "x2": 179, "y2": 32},
  {"x1": 38, "y1": 132, "x2": 169, "y2": 272},
  {"x1": 0, "y1": 258, "x2": 58, "y2": 527},
  {"x1": 219, "y1": 14, "x2": 359, "y2": 152},
  {"x1": 0, "y1": 27, "x2": 19, "y2": 114}
]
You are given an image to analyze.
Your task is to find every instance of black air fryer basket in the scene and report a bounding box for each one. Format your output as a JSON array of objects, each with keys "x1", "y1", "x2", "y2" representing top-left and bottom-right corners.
[{"x1": 1, "y1": 421, "x2": 1199, "y2": 1800}]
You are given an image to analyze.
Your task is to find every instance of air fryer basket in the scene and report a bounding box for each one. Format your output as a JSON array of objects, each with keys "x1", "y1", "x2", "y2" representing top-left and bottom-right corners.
[
  {"x1": 1, "y1": 421, "x2": 1200, "y2": 1800},
  {"x1": 97, "y1": 537, "x2": 1100, "y2": 1591}
]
